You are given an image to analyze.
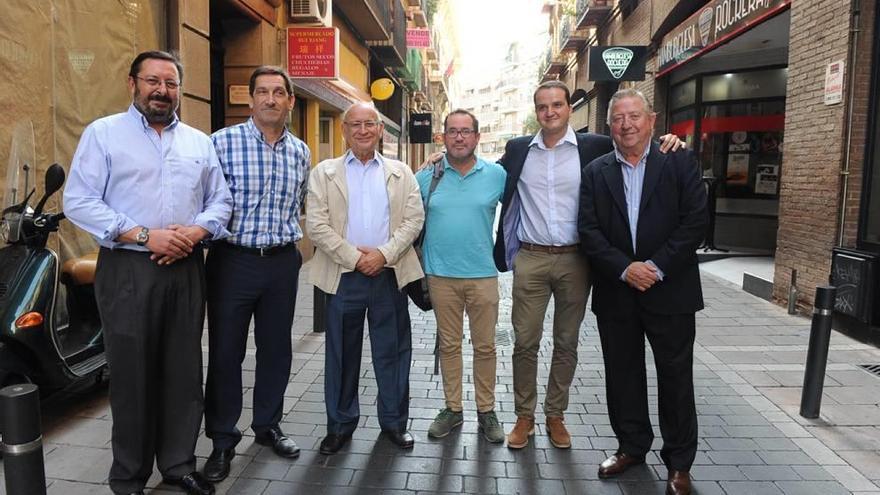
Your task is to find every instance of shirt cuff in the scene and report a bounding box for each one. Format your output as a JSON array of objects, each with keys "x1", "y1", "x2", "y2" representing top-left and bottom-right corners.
[
  {"x1": 104, "y1": 216, "x2": 139, "y2": 248},
  {"x1": 194, "y1": 216, "x2": 231, "y2": 241},
  {"x1": 646, "y1": 260, "x2": 665, "y2": 281}
]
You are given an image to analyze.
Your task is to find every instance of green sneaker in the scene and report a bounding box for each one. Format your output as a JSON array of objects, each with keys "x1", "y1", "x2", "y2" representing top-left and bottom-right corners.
[
  {"x1": 478, "y1": 410, "x2": 505, "y2": 443},
  {"x1": 428, "y1": 408, "x2": 464, "y2": 438}
]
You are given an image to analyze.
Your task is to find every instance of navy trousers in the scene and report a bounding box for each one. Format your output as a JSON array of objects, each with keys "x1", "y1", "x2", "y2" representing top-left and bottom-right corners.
[
  {"x1": 204, "y1": 244, "x2": 301, "y2": 449},
  {"x1": 324, "y1": 270, "x2": 412, "y2": 435}
]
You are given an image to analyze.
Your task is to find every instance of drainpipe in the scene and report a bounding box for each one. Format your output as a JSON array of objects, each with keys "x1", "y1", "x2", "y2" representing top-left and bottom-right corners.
[{"x1": 837, "y1": 0, "x2": 861, "y2": 246}]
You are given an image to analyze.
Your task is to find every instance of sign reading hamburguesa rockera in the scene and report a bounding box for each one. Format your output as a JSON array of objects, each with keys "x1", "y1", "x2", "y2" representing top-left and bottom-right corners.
[{"x1": 657, "y1": 0, "x2": 791, "y2": 77}]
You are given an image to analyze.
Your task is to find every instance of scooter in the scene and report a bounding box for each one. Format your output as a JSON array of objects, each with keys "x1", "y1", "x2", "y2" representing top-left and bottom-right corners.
[{"x1": 0, "y1": 123, "x2": 105, "y2": 394}]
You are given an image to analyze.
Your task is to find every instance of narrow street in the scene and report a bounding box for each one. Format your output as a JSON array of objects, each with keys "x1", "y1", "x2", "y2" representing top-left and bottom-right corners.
[{"x1": 18, "y1": 264, "x2": 880, "y2": 494}]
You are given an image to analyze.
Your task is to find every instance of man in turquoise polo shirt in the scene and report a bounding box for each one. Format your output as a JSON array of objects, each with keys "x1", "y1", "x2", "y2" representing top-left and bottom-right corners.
[{"x1": 416, "y1": 109, "x2": 507, "y2": 443}]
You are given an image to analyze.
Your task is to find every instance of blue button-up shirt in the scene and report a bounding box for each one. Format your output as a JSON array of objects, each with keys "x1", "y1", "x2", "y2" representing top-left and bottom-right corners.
[
  {"x1": 615, "y1": 143, "x2": 664, "y2": 281},
  {"x1": 63, "y1": 105, "x2": 233, "y2": 251},
  {"x1": 211, "y1": 118, "x2": 310, "y2": 248},
  {"x1": 344, "y1": 150, "x2": 390, "y2": 248}
]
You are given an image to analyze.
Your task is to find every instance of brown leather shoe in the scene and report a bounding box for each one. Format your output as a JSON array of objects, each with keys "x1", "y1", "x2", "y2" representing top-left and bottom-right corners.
[
  {"x1": 506, "y1": 416, "x2": 535, "y2": 449},
  {"x1": 545, "y1": 416, "x2": 571, "y2": 449},
  {"x1": 597, "y1": 452, "x2": 645, "y2": 478},
  {"x1": 666, "y1": 470, "x2": 691, "y2": 495}
]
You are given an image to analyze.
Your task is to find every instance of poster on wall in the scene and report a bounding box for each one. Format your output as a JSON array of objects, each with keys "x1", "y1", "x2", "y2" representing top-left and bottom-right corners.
[
  {"x1": 726, "y1": 153, "x2": 749, "y2": 185},
  {"x1": 755, "y1": 164, "x2": 779, "y2": 195}
]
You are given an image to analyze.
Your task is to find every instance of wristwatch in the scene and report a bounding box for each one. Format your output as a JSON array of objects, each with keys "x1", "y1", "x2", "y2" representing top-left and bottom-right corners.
[{"x1": 135, "y1": 227, "x2": 150, "y2": 246}]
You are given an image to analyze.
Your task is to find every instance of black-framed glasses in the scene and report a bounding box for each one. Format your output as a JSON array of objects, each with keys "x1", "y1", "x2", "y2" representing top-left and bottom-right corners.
[
  {"x1": 445, "y1": 128, "x2": 475, "y2": 137},
  {"x1": 135, "y1": 76, "x2": 180, "y2": 90}
]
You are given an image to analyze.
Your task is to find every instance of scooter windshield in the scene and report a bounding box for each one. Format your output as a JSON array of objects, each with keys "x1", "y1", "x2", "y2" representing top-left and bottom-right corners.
[{"x1": 2, "y1": 120, "x2": 36, "y2": 243}]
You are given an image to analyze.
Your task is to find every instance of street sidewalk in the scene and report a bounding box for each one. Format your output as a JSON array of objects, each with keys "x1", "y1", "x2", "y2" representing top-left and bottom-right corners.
[{"x1": 13, "y1": 264, "x2": 880, "y2": 494}]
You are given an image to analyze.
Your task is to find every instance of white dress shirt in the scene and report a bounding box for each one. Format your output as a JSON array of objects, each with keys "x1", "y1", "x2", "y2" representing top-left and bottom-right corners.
[
  {"x1": 516, "y1": 126, "x2": 581, "y2": 246},
  {"x1": 344, "y1": 150, "x2": 390, "y2": 248}
]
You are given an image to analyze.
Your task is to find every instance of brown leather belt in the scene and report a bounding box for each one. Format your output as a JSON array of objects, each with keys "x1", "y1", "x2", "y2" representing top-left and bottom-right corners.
[{"x1": 520, "y1": 242, "x2": 580, "y2": 254}]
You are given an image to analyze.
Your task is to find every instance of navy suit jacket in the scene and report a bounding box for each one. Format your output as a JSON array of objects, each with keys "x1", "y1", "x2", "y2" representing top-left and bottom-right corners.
[
  {"x1": 493, "y1": 132, "x2": 613, "y2": 272},
  {"x1": 578, "y1": 142, "x2": 707, "y2": 316}
]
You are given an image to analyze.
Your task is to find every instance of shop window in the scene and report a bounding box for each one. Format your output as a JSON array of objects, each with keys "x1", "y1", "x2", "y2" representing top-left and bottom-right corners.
[
  {"x1": 670, "y1": 79, "x2": 697, "y2": 110},
  {"x1": 700, "y1": 100, "x2": 785, "y2": 199},
  {"x1": 702, "y1": 68, "x2": 787, "y2": 102},
  {"x1": 670, "y1": 108, "x2": 697, "y2": 150}
]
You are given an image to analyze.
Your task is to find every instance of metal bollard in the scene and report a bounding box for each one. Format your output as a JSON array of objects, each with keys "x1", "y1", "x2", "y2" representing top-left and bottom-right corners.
[
  {"x1": 788, "y1": 269, "x2": 799, "y2": 315},
  {"x1": 313, "y1": 285, "x2": 326, "y2": 333},
  {"x1": 799, "y1": 286, "x2": 837, "y2": 419},
  {"x1": 1, "y1": 383, "x2": 46, "y2": 494}
]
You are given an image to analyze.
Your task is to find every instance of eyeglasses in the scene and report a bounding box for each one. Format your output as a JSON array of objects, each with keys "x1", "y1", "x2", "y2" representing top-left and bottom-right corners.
[
  {"x1": 135, "y1": 76, "x2": 180, "y2": 90},
  {"x1": 445, "y1": 128, "x2": 475, "y2": 137},
  {"x1": 344, "y1": 120, "x2": 379, "y2": 130}
]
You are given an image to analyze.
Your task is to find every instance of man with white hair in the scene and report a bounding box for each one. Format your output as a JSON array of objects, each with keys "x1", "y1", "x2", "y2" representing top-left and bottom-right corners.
[
  {"x1": 306, "y1": 102, "x2": 424, "y2": 455},
  {"x1": 579, "y1": 88, "x2": 706, "y2": 495}
]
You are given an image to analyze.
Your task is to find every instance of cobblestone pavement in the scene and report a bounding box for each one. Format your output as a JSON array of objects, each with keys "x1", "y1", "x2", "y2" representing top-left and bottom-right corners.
[{"x1": 12, "y1": 264, "x2": 880, "y2": 494}]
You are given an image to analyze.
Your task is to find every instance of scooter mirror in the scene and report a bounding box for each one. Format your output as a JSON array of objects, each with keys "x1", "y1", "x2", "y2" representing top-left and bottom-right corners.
[{"x1": 33, "y1": 163, "x2": 66, "y2": 216}]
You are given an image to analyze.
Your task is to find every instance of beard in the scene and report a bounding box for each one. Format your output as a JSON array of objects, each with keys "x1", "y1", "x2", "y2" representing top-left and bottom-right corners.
[{"x1": 133, "y1": 87, "x2": 178, "y2": 125}]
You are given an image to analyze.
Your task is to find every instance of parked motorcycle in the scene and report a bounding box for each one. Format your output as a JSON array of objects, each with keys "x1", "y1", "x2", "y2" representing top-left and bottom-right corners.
[{"x1": 0, "y1": 122, "x2": 105, "y2": 395}]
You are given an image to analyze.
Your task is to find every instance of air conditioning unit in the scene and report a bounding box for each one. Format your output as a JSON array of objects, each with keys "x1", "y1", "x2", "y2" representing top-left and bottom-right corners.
[{"x1": 290, "y1": 0, "x2": 332, "y2": 26}]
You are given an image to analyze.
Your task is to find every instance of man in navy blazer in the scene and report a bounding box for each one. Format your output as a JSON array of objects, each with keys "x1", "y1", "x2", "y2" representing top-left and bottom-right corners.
[
  {"x1": 495, "y1": 81, "x2": 682, "y2": 450},
  {"x1": 578, "y1": 88, "x2": 707, "y2": 495}
]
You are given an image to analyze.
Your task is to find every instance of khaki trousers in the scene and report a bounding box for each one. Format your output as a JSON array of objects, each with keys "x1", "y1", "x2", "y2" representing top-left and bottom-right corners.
[
  {"x1": 511, "y1": 249, "x2": 590, "y2": 418},
  {"x1": 427, "y1": 276, "x2": 499, "y2": 412}
]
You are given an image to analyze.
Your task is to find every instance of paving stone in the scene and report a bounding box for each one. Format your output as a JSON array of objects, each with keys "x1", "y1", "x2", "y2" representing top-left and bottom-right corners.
[{"x1": 718, "y1": 481, "x2": 785, "y2": 494}]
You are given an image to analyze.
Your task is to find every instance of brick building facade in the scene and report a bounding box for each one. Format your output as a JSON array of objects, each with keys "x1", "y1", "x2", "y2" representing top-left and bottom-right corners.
[{"x1": 542, "y1": 0, "x2": 880, "y2": 342}]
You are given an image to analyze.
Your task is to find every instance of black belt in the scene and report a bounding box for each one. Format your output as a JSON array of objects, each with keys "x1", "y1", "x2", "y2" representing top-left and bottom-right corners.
[{"x1": 217, "y1": 241, "x2": 296, "y2": 257}]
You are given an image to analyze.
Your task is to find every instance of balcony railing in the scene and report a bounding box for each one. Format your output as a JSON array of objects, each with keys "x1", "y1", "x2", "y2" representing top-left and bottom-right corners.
[
  {"x1": 559, "y1": 15, "x2": 589, "y2": 51},
  {"x1": 576, "y1": 0, "x2": 611, "y2": 29},
  {"x1": 367, "y1": 0, "x2": 407, "y2": 67},
  {"x1": 335, "y1": 0, "x2": 390, "y2": 41}
]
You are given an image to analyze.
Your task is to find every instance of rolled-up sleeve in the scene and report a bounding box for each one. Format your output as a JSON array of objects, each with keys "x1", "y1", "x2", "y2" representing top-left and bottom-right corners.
[
  {"x1": 193, "y1": 145, "x2": 233, "y2": 240},
  {"x1": 63, "y1": 122, "x2": 138, "y2": 246}
]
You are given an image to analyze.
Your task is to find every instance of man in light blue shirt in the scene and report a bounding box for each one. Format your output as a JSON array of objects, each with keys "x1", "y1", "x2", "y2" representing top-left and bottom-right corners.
[
  {"x1": 306, "y1": 102, "x2": 424, "y2": 455},
  {"x1": 64, "y1": 51, "x2": 231, "y2": 495},
  {"x1": 416, "y1": 109, "x2": 507, "y2": 443}
]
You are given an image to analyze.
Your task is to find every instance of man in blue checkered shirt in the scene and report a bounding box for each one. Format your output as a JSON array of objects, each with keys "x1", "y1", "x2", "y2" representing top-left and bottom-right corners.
[{"x1": 202, "y1": 66, "x2": 310, "y2": 482}]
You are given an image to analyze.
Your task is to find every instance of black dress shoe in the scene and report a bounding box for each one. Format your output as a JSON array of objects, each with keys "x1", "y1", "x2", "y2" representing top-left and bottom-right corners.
[
  {"x1": 163, "y1": 472, "x2": 215, "y2": 495},
  {"x1": 597, "y1": 452, "x2": 646, "y2": 478},
  {"x1": 202, "y1": 447, "x2": 235, "y2": 482},
  {"x1": 319, "y1": 433, "x2": 352, "y2": 455},
  {"x1": 382, "y1": 429, "x2": 415, "y2": 449},
  {"x1": 255, "y1": 426, "x2": 300, "y2": 458}
]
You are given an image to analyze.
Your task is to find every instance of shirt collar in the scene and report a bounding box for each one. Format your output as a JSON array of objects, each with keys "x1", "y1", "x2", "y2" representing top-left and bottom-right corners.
[
  {"x1": 126, "y1": 103, "x2": 179, "y2": 131},
  {"x1": 442, "y1": 154, "x2": 485, "y2": 174},
  {"x1": 345, "y1": 149, "x2": 383, "y2": 168},
  {"x1": 613, "y1": 141, "x2": 651, "y2": 168},
  {"x1": 245, "y1": 117, "x2": 288, "y2": 144},
  {"x1": 529, "y1": 126, "x2": 577, "y2": 150}
]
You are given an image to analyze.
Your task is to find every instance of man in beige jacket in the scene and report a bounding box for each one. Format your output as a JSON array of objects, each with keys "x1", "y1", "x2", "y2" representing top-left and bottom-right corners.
[{"x1": 306, "y1": 102, "x2": 424, "y2": 455}]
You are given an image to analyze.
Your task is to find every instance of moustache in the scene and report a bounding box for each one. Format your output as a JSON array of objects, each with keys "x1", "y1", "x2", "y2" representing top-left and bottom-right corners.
[{"x1": 148, "y1": 94, "x2": 172, "y2": 104}]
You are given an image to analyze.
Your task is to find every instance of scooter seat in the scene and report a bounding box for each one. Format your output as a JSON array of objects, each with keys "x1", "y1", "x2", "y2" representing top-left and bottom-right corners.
[{"x1": 61, "y1": 252, "x2": 98, "y2": 286}]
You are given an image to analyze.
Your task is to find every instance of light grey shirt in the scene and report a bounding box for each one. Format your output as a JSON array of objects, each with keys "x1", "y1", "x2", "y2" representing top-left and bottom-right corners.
[
  {"x1": 515, "y1": 126, "x2": 581, "y2": 246},
  {"x1": 344, "y1": 150, "x2": 390, "y2": 248},
  {"x1": 615, "y1": 142, "x2": 664, "y2": 281}
]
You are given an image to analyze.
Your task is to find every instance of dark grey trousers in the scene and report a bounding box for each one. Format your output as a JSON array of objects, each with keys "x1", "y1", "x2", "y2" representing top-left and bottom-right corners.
[{"x1": 95, "y1": 247, "x2": 206, "y2": 494}]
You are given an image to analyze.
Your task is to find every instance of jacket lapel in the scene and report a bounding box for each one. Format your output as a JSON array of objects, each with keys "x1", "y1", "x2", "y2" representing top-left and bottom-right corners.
[
  {"x1": 639, "y1": 142, "x2": 666, "y2": 209},
  {"x1": 600, "y1": 157, "x2": 629, "y2": 227},
  {"x1": 327, "y1": 157, "x2": 348, "y2": 202}
]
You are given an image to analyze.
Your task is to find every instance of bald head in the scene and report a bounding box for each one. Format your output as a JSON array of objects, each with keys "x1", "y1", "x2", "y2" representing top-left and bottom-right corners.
[{"x1": 342, "y1": 102, "x2": 381, "y2": 122}]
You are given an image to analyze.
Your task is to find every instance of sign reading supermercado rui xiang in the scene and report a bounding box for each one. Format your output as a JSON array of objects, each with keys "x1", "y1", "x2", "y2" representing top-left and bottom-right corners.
[{"x1": 657, "y1": 0, "x2": 791, "y2": 77}]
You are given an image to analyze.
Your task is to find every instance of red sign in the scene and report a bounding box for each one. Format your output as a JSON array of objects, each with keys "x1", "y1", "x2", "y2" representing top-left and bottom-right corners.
[
  {"x1": 406, "y1": 28, "x2": 431, "y2": 49},
  {"x1": 287, "y1": 27, "x2": 338, "y2": 78}
]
